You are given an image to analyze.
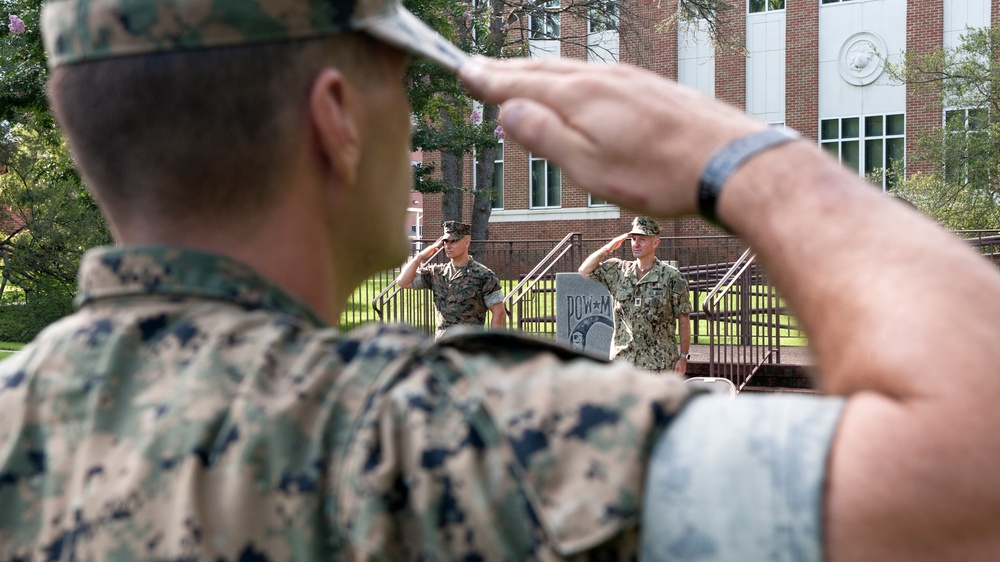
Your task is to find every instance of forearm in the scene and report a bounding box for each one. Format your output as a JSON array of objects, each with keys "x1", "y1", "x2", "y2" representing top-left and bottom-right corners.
[
  {"x1": 396, "y1": 248, "x2": 434, "y2": 288},
  {"x1": 489, "y1": 304, "x2": 507, "y2": 329},
  {"x1": 678, "y1": 314, "x2": 690, "y2": 355},
  {"x1": 579, "y1": 245, "x2": 611, "y2": 277},
  {"x1": 721, "y1": 142, "x2": 1000, "y2": 396}
]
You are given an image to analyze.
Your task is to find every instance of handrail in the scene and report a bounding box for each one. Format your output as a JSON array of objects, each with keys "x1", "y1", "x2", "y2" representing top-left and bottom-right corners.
[
  {"x1": 371, "y1": 245, "x2": 444, "y2": 320},
  {"x1": 701, "y1": 248, "x2": 756, "y2": 315},
  {"x1": 502, "y1": 232, "x2": 579, "y2": 316},
  {"x1": 699, "y1": 247, "x2": 774, "y2": 392}
]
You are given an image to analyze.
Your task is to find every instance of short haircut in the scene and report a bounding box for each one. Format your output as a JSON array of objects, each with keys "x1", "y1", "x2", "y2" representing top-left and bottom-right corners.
[{"x1": 48, "y1": 32, "x2": 377, "y2": 226}]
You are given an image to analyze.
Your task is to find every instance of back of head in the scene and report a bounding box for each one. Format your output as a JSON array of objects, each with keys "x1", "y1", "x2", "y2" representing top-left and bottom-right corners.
[
  {"x1": 41, "y1": 0, "x2": 467, "y2": 232},
  {"x1": 48, "y1": 38, "x2": 359, "y2": 227}
]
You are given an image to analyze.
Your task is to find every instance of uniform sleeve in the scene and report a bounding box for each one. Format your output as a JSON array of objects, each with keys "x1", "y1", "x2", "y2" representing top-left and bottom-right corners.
[
  {"x1": 411, "y1": 264, "x2": 438, "y2": 290},
  {"x1": 589, "y1": 258, "x2": 622, "y2": 289},
  {"x1": 481, "y1": 270, "x2": 504, "y2": 308},
  {"x1": 640, "y1": 394, "x2": 845, "y2": 562},
  {"x1": 671, "y1": 271, "x2": 693, "y2": 315}
]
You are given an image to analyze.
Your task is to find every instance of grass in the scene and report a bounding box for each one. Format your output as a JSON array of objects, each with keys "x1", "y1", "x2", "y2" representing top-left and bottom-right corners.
[{"x1": 0, "y1": 342, "x2": 25, "y2": 361}]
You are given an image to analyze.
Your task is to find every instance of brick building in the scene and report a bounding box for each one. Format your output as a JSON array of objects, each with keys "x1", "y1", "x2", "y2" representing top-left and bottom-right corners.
[{"x1": 420, "y1": 0, "x2": 998, "y2": 241}]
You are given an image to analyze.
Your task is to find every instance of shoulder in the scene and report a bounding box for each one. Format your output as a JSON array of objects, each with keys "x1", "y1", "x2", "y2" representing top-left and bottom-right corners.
[
  {"x1": 467, "y1": 259, "x2": 496, "y2": 276},
  {"x1": 596, "y1": 257, "x2": 626, "y2": 274}
]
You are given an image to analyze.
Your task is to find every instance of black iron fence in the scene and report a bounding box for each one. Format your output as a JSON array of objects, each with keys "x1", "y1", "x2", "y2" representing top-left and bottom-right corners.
[
  {"x1": 339, "y1": 230, "x2": 1000, "y2": 349},
  {"x1": 340, "y1": 234, "x2": 756, "y2": 340}
]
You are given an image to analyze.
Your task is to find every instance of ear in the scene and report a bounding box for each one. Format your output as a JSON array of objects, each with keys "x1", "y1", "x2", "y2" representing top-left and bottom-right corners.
[{"x1": 309, "y1": 68, "x2": 362, "y2": 190}]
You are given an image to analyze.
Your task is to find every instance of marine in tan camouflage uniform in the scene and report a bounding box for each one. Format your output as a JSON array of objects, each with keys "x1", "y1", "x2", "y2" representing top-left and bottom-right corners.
[
  {"x1": 397, "y1": 221, "x2": 506, "y2": 337},
  {"x1": 579, "y1": 217, "x2": 693, "y2": 372}
]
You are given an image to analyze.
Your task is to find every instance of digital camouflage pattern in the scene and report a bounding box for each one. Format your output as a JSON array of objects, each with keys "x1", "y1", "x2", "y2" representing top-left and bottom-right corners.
[
  {"x1": 590, "y1": 258, "x2": 693, "y2": 371},
  {"x1": 412, "y1": 258, "x2": 505, "y2": 338},
  {"x1": 41, "y1": 0, "x2": 470, "y2": 71},
  {"x1": 442, "y1": 220, "x2": 471, "y2": 240},
  {"x1": 0, "y1": 246, "x2": 692, "y2": 561},
  {"x1": 627, "y1": 217, "x2": 661, "y2": 237}
]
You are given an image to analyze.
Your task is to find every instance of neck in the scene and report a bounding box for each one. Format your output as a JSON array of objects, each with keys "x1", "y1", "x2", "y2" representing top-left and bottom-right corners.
[
  {"x1": 636, "y1": 256, "x2": 656, "y2": 269},
  {"x1": 114, "y1": 198, "x2": 345, "y2": 326},
  {"x1": 451, "y1": 254, "x2": 471, "y2": 267}
]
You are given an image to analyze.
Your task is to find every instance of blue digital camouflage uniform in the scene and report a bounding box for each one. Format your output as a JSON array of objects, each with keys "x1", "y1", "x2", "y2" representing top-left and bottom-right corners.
[
  {"x1": 412, "y1": 258, "x2": 505, "y2": 338},
  {"x1": 0, "y1": 246, "x2": 693, "y2": 561},
  {"x1": 590, "y1": 259, "x2": 693, "y2": 371}
]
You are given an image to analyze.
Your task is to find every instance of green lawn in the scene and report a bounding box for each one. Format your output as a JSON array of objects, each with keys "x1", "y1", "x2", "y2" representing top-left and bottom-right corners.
[{"x1": 0, "y1": 342, "x2": 25, "y2": 361}]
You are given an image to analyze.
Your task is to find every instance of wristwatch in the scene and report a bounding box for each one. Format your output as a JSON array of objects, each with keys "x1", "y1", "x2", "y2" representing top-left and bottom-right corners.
[{"x1": 679, "y1": 353, "x2": 691, "y2": 360}]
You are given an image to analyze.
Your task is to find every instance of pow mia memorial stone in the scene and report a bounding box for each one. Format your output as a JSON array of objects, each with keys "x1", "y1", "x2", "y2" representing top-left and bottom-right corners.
[{"x1": 556, "y1": 272, "x2": 614, "y2": 358}]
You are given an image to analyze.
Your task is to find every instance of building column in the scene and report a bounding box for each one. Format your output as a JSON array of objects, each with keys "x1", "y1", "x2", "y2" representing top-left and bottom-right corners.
[
  {"x1": 625, "y1": 0, "x2": 677, "y2": 79},
  {"x1": 785, "y1": 0, "x2": 819, "y2": 141},
  {"x1": 905, "y1": 0, "x2": 943, "y2": 177},
  {"x1": 714, "y1": 3, "x2": 746, "y2": 111}
]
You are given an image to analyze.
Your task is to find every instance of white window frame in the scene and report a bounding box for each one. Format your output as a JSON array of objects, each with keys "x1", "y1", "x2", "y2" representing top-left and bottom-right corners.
[
  {"x1": 820, "y1": 114, "x2": 905, "y2": 191},
  {"x1": 530, "y1": 153, "x2": 562, "y2": 208},
  {"x1": 588, "y1": 0, "x2": 619, "y2": 33},
  {"x1": 749, "y1": 0, "x2": 784, "y2": 13},
  {"x1": 943, "y1": 107, "x2": 989, "y2": 186},
  {"x1": 530, "y1": 0, "x2": 561, "y2": 40}
]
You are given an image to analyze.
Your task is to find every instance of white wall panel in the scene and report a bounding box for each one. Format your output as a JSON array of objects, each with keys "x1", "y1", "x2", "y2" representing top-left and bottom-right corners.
[
  {"x1": 747, "y1": 11, "x2": 786, "y2": 124},
  {"x1": 818, "y1": 0, "x2": 906, "y2": 120},
  {"x1": 944, "y1": 0, "x2": 990, "y2": 50},
  {"x1": 678, "y1": 20, "x2": 715, "y2": 98}
]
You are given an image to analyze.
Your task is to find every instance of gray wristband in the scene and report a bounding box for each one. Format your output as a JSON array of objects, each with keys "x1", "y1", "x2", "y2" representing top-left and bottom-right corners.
[{"x1": 698, "y1": 127, "x2": 800, "y2": 230}]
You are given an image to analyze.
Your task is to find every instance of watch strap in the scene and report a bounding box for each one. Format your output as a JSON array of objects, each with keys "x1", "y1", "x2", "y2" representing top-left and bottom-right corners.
[{"x1": 698, "y1": 127, "x2": 800, "y2": 230}]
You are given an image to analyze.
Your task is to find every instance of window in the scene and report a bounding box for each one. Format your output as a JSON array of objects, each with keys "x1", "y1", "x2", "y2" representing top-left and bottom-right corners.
[
  {"x1": 944, "y1": 108, "x2": 989, "y2": 186},
  {"x1": 589, "y1": 194, "x2": 610, "y2": 206},
  {"x1": 492, "y1": 141, "x2": 504, "y2": 209},
  {"x1": 530, "y1": 153, "x2": 561, "y2": 207},
  {"x1": 821, "y1": 0, "x2": 856, "y2": 4},
  {"x1": 588, "y1": 0, "x2": 618, "y2": 33},
  {"x1": 821, "y1": 114, "x2": 905, "y2": 190},
  {"x1": 530, "y1": 0, "x2": 560, "y2": 40},
  {"x1": 749, "y1": 0, "x2": 784, "y2": 12}
]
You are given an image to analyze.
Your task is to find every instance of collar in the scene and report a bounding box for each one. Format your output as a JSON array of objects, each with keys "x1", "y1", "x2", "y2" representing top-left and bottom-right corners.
[
  {"x1": 632, "y1": 258, "x2": 661, "y2": 276},
  {"x1": 74, "y1": 246, "x2": 328, "y2": 327}
]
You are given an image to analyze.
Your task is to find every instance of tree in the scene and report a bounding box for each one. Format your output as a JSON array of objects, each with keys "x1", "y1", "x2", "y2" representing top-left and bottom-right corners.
[
  {"x1": 889, "y1": 25, "x2": 1000, "y2": 230},
  {"x1": 1, "y1": 0, "x2": 114, "y2": 340},
  {"x1": 406, "y1": 0, "x2": 736, "y2": 242}
]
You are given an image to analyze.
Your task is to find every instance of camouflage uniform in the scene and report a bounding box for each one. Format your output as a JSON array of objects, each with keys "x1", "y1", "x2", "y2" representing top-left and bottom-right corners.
[
  {"x1": 0, "y1": 247, "x2": 694, "y2": 561},
  {"x1": 590, "y1": 259, "x2": 693, "y2": 371},
  {"x1": 412, "y1": 258, "x2": 505, "y2": 338}
]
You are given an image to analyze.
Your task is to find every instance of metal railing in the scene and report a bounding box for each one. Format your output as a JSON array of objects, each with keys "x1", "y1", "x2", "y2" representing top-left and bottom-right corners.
[
  {"x1": 371, "y1": 246, "x2": 444, "y2": 330},
  {"x1": 503, "y1": 232, "x2": 581, "y2": 333},
  {"x1": 371, "y1": 246, "x2": 444, "y2": 323},
  {"x1": 701, "y1": 249, "x2": 785, "y2": 392}
]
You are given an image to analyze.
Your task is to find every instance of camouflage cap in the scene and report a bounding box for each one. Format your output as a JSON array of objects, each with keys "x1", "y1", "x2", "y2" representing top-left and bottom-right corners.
[
  {"x1": 442, "y1": 221, "x2": 471, "y2": 241},
  {"x1": 41, "y1": 0, "x2": 469, "y2": 71},
  {"x1": 628, "y1": 216, "x2": 660, "y2": 237}
]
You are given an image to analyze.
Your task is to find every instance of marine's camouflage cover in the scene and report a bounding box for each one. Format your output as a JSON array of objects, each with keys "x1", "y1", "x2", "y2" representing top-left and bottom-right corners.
[
  {"x1": 0, "y1": 246, "x2": 691, "y2": 560},
  {"x1": 590, "y1": 258, "x2": 693, "y2": 371},
  {"x1": 442, "y1": 220, "x2": 472, "y2": 241},
  {"x1": 412, "y1": 258, "x2": 505, "y2": 338},
  {"x1": 41, "y1": 0, "x2": 470, "y2": 70}
]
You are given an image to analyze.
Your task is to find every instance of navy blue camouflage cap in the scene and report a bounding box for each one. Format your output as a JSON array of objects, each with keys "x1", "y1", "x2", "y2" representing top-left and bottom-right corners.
[{"x1": 41, "y1": 0, "x2": 470, "y2": 71}]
